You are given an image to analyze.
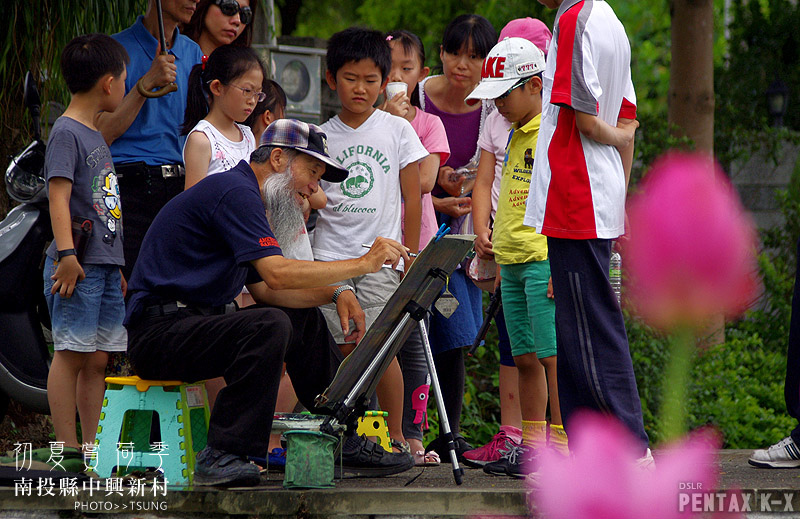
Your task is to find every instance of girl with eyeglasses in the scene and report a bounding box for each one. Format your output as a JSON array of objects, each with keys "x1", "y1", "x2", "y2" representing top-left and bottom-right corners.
[
  {"x1": 183, "y1": 0, "x2": 258, "y2": 55},
  {"x1": 181, "y1": 44, "x2": 266, "y2": 189}
]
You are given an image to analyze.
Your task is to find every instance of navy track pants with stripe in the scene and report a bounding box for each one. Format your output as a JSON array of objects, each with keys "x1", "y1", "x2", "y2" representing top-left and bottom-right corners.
[{"x1": 547, "y1": 237, "x2": 649, "y2": 452}]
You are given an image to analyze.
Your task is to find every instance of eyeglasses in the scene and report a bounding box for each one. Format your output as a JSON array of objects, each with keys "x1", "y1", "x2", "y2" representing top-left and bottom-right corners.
[
  {"x1": 496, "y1": 77, "x2": 532, "y2": 100},
  {"x1": 229, "y1": 83, "x2": 267, "y2": 102},
  {"x1": 214, "y1": 0, "x2": 253, "y2": 25}
]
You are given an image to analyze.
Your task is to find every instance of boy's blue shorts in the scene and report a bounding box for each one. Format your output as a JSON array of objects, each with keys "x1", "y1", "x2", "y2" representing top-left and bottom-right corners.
[{"x1": 44, "y1": 261, "x2": 127, "y2": 353}]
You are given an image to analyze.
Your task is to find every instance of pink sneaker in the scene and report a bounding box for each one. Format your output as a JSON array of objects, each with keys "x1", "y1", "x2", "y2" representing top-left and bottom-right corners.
[{"x1": 462, "y1": 426, "x2": 522, "y2": 468}]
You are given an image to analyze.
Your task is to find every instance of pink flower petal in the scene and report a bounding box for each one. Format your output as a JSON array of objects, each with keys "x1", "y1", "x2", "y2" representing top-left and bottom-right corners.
[
  {"x1": 533, "y1": 412, "x2": 721, "y2": 519},
  {"x1": 623, "y1": 153, "x2": 759, "y2": 330}
]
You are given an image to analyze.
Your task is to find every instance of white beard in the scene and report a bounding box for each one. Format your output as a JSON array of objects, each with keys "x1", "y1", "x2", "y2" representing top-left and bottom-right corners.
[{"x1": 261, "y1": 167, "x2": 309, "y2": 260}]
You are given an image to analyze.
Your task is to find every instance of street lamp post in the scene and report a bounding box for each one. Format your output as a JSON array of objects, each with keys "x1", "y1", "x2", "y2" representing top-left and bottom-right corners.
[{"x1": 766, "y1": 78, "x2": 789, "y2": 128}]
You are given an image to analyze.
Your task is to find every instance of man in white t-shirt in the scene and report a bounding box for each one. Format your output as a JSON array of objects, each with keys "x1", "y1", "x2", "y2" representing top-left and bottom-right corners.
[{"x1": 523, "y1": 0, "x2": 651, "y2": 465}]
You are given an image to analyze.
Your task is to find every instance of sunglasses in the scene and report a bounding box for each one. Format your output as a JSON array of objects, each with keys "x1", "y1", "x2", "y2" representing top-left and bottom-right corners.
[
  {"x1": 496, "y1": 77, "x2": 532, "y2": 100},
  {"x1": 214, "y1": 0, "x2": 252, "y2": 25}
]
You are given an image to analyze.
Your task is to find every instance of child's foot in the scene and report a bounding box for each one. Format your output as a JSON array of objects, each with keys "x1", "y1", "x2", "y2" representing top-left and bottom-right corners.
[
  {"x1": 636, "y1": 448, "x2": 656, "y2": 471},
  {"x1": 391, "y1": 440, "x2": 411, "y2": 454},
  {"x1": 505, "y1": 444, "x2": 539, "y2": 479},
  {"x1": 463, "y1": 426, "x2": 522, "y2": 468},
  {"x1": 548, "y1": 424, "x2": 569, "y2": 457},
  {"x1": 425, "y1": 435, "x2": 473, "y2": 462},
  {"x1": 406, "y1": 438, "x2": 438, "y2": 466},
  {"x1": 749, "y1": 437, "x2": 800, "y2": 468},
  {"x1": 268, "y1": 447, "x2": 287, "y2": 470},
  {"x1": 483, "y1": 442, "x2": 536, "y2": 478},
  {"x1": 413, "y1": 450, "x2": 440, "y2": 466}
]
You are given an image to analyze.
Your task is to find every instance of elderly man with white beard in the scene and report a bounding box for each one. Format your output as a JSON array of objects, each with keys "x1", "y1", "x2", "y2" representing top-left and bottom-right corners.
[{"x1": 124, "y1": 119, "x2": 415, "y2": 487}]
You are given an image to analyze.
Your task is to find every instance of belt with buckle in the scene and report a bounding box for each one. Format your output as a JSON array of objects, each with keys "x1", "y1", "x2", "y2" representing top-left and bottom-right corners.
[
  {"x1": 141, "y1": 301, "x2": 237, "y2": 319},
  {"x1": 115, "y1": 162, "x2": 185, "y2": 179}
]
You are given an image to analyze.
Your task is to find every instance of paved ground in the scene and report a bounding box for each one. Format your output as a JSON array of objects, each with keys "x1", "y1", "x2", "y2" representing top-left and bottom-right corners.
[
  {"x1": 2, "y1": 450, "x2": 800, "y2": 518},
  {"x1": 718, "y1": 450, "x2": 800, "y2": 490}
]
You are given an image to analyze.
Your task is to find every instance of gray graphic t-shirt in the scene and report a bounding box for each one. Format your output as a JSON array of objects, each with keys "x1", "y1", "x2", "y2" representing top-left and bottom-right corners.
[{"x1": 45, "y1": 116, "x2": 124, "y2": 266}]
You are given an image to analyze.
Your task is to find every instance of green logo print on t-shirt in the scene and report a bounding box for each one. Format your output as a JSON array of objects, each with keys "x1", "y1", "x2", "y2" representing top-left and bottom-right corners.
[{"x1": 340, "y1": 161, "x2": 375, "y2": 199}]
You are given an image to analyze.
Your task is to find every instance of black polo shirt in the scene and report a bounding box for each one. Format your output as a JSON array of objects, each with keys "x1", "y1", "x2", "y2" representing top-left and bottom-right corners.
[{"x1": 125, "y1": 160, "x2": 282, "y2": 325}]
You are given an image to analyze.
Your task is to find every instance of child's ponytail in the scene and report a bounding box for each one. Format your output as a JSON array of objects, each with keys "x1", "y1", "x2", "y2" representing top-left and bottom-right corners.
[{"x1": 182, "y1": 58, "x2": 211, "y2": 135}]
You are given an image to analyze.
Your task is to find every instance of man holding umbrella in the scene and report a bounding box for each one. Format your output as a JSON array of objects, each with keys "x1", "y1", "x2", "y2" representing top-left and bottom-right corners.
[{"x1": 96, "y1": 0, "x2": 204, "y2": 281}]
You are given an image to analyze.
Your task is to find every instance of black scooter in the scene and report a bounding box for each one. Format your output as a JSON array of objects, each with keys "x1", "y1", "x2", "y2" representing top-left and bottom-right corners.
[{"x1": 0, "y1": 71, "x2": 52, "y2": 419}]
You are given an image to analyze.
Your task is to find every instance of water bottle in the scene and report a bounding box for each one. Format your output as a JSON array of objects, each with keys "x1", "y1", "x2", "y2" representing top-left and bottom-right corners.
[{"x1": 609, "y1": 251, "x2": 622, "y2": 306}]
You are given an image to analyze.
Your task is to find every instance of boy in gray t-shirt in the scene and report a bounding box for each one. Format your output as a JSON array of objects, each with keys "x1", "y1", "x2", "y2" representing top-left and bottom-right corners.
[{"x1": 43, "y1": 34, "x2": 129, "y2": 455}]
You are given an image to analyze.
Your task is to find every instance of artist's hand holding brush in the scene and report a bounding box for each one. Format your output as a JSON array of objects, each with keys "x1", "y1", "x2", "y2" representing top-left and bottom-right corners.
[{"x1": 360, "y1": 236, "x2": 413, "y2": 272}]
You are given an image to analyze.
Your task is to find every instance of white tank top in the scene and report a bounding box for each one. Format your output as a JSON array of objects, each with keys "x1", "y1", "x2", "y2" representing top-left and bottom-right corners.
[{"x1": 184, "y1": 120, "x2": 256, "y2": 175}]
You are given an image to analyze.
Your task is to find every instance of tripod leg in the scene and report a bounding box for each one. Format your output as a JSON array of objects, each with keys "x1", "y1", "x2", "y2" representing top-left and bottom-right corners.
[{"x1": 418, "y1": 319, "x2": 463, "y2": 485}]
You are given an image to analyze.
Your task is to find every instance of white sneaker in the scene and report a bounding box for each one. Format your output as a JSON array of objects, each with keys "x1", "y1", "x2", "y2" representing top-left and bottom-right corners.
[
  {"x1": 749, "y1": 436, "x2": 800, "y2": 468},
  {"x1": 636, "y1": 448, "x2": 656, "y2": 471}
]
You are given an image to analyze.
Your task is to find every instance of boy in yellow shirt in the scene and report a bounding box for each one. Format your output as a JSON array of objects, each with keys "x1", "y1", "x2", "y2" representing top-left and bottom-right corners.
[{"x1": 467, "y1": 37, "x2": 564, "y2": 478}]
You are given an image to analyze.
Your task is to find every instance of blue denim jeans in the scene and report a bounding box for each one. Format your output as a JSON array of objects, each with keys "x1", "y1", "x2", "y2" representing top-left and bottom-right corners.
[{"x1": 44, "y1": 261, "x2": 127, "y2": 352}]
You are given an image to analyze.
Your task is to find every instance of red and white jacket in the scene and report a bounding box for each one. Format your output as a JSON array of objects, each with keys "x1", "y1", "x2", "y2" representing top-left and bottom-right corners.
[{"x1": 524, "y1": 0, "x2": 636, "y2": 240}]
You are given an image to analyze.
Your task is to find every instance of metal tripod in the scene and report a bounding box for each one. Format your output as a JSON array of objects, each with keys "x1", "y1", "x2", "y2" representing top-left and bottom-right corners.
[{"x1": 407, "y1": 301, "x2": 464, "y2": 485}]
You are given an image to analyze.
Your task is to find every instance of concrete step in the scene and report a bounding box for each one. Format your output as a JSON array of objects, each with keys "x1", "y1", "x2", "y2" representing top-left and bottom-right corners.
[{"x1": 0, "y1": 450, "x2": 798, "y2": 518}]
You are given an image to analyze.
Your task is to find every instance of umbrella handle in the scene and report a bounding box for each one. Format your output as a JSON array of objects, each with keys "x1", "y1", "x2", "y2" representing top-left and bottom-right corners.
[
  {"x1": 138, "y1": 79, "x2": 178, "y2": 98},
  {"x1": 139, "y1": 0, "x2": 178, "y2": 98}
]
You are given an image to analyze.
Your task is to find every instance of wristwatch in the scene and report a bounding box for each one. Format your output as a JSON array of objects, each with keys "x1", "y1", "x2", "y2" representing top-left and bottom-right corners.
[
  {"x1": 57, "y1": 248, "x2": 77, "y2": 260},
  {"x1": 332, "y1": 284, "x2": 355, "y2": 304}
]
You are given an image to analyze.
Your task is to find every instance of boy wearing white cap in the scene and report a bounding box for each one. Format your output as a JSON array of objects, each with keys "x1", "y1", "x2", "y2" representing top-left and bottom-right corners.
[
  {"x1": 465, "y1": 18, "x2": 556, "y2": 471},
  {"x1": 465, "y1": 37, "x2": 562, "y2": 478}
]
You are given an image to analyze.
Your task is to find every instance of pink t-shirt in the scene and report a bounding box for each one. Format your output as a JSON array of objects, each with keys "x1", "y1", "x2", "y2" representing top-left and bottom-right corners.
[
  {"x1": 477, "y1": 110, "x2": 512, "y2": 219},
  {"x1": 403, "y1": 108, "x2": 451, "y2": 248}
]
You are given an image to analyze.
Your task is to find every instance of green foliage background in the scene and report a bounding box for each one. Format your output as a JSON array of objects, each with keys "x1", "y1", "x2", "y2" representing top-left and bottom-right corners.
[{"x1": 0, "y1": 0, "x2": 147, "y2": 216}]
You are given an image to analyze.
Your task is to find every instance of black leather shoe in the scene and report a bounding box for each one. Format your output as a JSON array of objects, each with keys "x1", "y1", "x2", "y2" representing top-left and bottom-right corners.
[
  {"x1": 425, "y1": 434, "x2": 473, "y2": 462},
  {"x1": 336, "y1": 433, "x2": 414, "y2": 477},
  {"x1": 194, "y1": 446, "x2": 261, "y2": 486}
]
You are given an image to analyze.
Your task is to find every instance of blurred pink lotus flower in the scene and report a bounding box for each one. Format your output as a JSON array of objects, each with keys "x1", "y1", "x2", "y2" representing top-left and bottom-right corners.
[
  {"x1": 623, "y1": 152, "x2": 759, "y2": 331},
  {"x1": 533, "y1": 412, "x2": 726, "y2": 519}
]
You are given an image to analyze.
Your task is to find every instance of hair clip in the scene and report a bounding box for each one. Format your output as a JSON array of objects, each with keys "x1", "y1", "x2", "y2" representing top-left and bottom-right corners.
[
  {"x1": 201, "y1": 55, "x2": 208, "y2": 71},
  {"x1": 386, "y1": 35, "x2": 393, "y2": 41}
]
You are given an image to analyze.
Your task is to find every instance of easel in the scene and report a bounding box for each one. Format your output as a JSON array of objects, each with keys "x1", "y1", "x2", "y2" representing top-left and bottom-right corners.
[{"x1": 316, "y1": 233, "x2": 475, "y2": 485}]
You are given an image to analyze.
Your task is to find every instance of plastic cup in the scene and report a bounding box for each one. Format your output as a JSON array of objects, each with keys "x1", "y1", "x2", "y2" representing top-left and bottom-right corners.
[{"x1": 385, "y1": 82, "x2": 408, "y2": 99}]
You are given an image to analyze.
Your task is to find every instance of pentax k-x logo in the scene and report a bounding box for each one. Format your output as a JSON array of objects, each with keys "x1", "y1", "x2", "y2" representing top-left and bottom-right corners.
[{"x1": 259, "y1": 237, "x2": 279, "y2": 248}]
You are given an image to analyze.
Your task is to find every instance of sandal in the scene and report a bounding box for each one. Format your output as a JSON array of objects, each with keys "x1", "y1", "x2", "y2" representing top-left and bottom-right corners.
[
  {"x1": 414, "y1": 449, "x2": 440, "y2": 467},
  {"x1": 390, "y1": 440, "x2": 411, "y2": 454}
]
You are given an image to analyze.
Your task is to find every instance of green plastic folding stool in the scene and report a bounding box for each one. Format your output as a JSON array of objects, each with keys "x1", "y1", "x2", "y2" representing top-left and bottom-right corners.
[{"x1": 94, "y1": 376, "x2": 210, "y2": 484}]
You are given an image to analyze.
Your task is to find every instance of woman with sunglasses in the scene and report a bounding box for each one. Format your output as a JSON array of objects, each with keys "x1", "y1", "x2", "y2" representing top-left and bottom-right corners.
[{"x1": 183, "y1": 0, "x2": 258, "y2": 55}]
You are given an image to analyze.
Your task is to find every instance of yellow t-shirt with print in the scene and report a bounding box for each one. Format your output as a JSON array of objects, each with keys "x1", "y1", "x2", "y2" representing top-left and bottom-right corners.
[{"x1": 493, "y1": 113, "x2": 548, "y2": 265}]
